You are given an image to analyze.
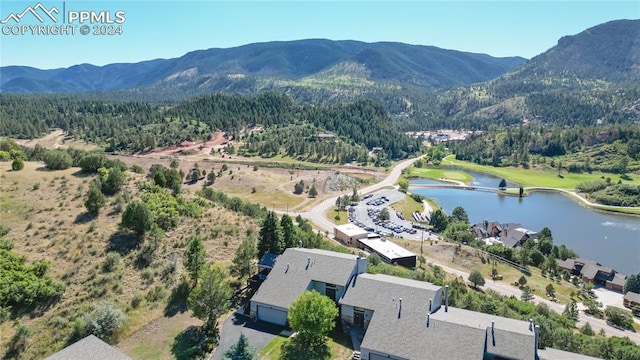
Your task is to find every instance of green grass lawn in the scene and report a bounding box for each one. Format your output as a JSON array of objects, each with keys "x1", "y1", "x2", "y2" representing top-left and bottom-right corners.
[
  {"x1": 442, "y1": 155, "x2": 640, "y2": 189},
  {"x1": 259, "y1": 330, "x2": 353, "y2": 360},
  {"x1": 391, "y1": 193, "x2": 425, "y2": 221},
  {"x1": 328, "y1": 206, "x2": 349, "y2": 225},
  {"x1": 408, "y1": 167, "x2": 473, "y2": 184}
]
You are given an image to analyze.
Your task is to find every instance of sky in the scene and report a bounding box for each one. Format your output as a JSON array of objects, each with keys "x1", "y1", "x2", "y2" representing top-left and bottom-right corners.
[{"x1": 1, "y1": 1, "x2": 638, "y2": 69}]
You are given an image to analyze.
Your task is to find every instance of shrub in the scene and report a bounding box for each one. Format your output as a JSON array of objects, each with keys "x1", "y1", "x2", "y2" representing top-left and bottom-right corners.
[
  {"x1": 83, "y1": 302, "x2": 127, "y2": 342},
  {"x1": 130, "y1": 293, "x2": 144, "y2": 309},
  {"x1": 11, "y1": 158, "x2": 24, "y2": 171},
  {"x1": 43, "y1": 150, "x2": 72, "y2": 170},
  {"x1": 146, "y1": 285, "x2": 168, "y2": 303},
  {"x1": 368, "y1": 253, "x2": 382, "y2": 266},
  {"x1": 102, "y1": 252, "x2": 120, "y2": 273}
]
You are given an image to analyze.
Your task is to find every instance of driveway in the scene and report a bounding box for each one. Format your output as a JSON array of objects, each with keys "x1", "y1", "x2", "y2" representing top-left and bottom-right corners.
[{"x1": 210, "y1": 308, "x2": 284, "y2": 360}]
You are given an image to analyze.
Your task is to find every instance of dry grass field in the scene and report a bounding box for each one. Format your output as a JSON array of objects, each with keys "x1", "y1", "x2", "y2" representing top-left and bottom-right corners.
[
  {"x1": 1, "y1": 132, "x2": 383, "y2": 359},
  {"x1": 0, "y1": 160, "x2": 260, "y2": 359}
]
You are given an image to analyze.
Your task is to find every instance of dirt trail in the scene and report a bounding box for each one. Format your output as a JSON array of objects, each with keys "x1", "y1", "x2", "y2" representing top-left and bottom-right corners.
[
  {"x1": 13, "y1": 129, "x2": 66, "y2": 148},
  {"x1": 140, "y1": 132, "x2": 228, "y2": 157}
]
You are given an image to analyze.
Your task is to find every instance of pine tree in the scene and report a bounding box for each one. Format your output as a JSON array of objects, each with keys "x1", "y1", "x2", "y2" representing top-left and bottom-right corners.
[
  {"x1": 280, "y1": 214, "x2": 295, "y2": 249},
  {"x1": 308, "y1": 185, "x2": 318, "y2": 198},
  {"x1": 258, "y1": 211, "x2": 283, "y2": 256},
  {"x1": 230, "y1": 236, "x2": 257, "y2": 279},
  {"x1": 184, "y1": 236, "x2": 206, "y2": 286},
  {"x1": 223, "y1": 334, "x2": 258, "y2": 360}
]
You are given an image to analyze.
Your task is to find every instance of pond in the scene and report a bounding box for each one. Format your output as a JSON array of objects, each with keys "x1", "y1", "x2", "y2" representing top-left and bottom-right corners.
[{"x1": 411, "y1": 169, "x2": 640, "y2": 275}]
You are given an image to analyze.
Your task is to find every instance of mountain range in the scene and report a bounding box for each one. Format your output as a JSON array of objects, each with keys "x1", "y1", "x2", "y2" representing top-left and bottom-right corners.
[
  {"x1": 1, "y1": 39, "x2": 525, "y2": 94},
  {"x1": 424, "y1": 19, "x2": 640, "y2": 129},
  {"x1": 0, "y1": 19, "x2": 638, "y2": 129}
]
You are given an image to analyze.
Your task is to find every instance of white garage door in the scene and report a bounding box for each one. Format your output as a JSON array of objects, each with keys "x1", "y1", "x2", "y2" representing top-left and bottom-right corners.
[
  {"x1": 257, "y1": 305, "x2": 287, "y2": 326},
  {"x1": 369, "y1": 353, "x2": 401, "y2": 360}
]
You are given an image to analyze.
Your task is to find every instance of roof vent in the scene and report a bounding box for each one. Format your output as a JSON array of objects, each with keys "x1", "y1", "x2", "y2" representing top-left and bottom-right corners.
[
  {"x1": 491, "y1": 320, "x2": 496, "y2": 346},
  {"x1": 285, "y1": 263, "x2": 290, "y2": 273},
  {"x1": 306, "y1": 257, "x2": 311, "y2": 270},
  {"x1": 445, "y1": 285, "x2": 449, "y2": 312}
]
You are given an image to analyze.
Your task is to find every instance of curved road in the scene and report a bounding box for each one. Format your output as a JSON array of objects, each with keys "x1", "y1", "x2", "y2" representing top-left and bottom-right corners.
[
  {"x1": 293, "y1": 156, "x2": 640, "y2": 345},
  {"x1": 288, "y1": 156, "x2": 423, "y2": 232},
  {"x1": 433, "y1": 262, "x2": 640, "y2": 344}
]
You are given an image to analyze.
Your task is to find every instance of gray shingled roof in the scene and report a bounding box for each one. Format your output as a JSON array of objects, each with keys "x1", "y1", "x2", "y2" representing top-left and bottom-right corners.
[
  {"x1": 538, "y1": 347, "x2": 603, "y2": 359},
  {"x1": 624, "y1": 291, "x2": 640, "y2": 304},
  {"x1": 340, "y1": 273, "x2": 441, "y2": 312},
  {"x1": 44, "y1": 335, "x2": 132, "y2": 360},
  {"x1": 346, "y1": 274, "x2": 535, "y2": 360},
  {"x1": 557, "y1": 258, "x2": 576, "y2": 271},
  {"x1": 429, "y1": 306, "x2": 536, "y2": 360},
  {"x1": 365, "y1": 317, "x2": 488, "y2": 360},
  {"x1": 251, "y1": 248, "x2": 359, "y2": 309},
  {"x1": 610, "y1": 272, "x2": 627, "y2": 287}
]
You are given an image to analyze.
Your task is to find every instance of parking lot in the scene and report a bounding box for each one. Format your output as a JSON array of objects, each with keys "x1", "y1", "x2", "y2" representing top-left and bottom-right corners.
[{"x1": 348, "y1": 189, "x2": 437, "y2": 242}]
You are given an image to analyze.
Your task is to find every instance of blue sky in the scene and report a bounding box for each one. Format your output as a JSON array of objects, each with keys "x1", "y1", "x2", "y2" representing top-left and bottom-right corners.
[{"x1": 1, "y1": 1, "x2": 638, "y2": 69}]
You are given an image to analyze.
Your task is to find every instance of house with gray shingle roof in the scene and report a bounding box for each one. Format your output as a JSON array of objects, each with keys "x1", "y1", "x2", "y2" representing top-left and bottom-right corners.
[
  {"x1": 624, "y1": 291, "x2": 640, "y2": 308},
  {"x1": 250, "y1": 247, "x2": 366, "y2": 325},
  {"x1": 339, "y1": 273, "x2": 442, "y2": 332},
  {"x1": 557, "y1": 258, "x2": 626, "y2": 291},
  {"x1": 44, "y1": 335, "x2": 132, "y2": 360},
  {"x1": 341, "y1": 278, "x2": 537, "y2": 360},
  {"x1": 250, "y1": 248, "x2": 595, "y2": 359}
]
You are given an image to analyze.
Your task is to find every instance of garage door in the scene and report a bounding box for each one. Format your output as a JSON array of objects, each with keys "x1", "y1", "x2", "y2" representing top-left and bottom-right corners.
[
  {"x1": 369, "y1": 353, "x2": 401, "y2": 360},
  {"x1": 257, "y1": 305, "x2": 287, "y2": 326}
]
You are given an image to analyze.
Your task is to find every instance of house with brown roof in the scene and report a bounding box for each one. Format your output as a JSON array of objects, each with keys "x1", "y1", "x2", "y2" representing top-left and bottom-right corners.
[
  {"x1": 557, "y1": 258, "x2": 626, "y2": 291},
  {"x1": 624, "y1": 292, "x2": 640, "y2": 308}
]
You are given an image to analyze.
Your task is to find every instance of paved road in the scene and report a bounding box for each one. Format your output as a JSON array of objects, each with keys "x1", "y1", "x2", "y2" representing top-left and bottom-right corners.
[
  {"x1": 432, "y1": 261, "x2": 640, "y2": 344},
  {"x1": 290, "y1": 156, "x2": 424, "y2": 233}
]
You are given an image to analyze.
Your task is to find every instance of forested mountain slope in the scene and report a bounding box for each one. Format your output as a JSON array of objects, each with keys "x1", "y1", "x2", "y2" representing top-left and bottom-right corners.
[
  {"x1": 0, "y1": 93, "x2": 421, "y2": 162},
  {"x1": 0, "y1": 39, "x2": 525, "y2": 96},
  {"x1": 425, "y1": 20, "x2": 640, "y2": 130}
]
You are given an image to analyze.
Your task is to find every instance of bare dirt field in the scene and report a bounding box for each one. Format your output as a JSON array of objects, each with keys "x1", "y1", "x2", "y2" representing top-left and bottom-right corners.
[
  {"x1": 11, "y1": 129, "x2": 99, "y2": 151},
  {"x1": 140, "y1": 131, "x2": 228, "y2": 157}
]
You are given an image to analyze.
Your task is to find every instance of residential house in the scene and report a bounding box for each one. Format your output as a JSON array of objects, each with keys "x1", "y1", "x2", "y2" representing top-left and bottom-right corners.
[
  {"x1": 623, "y1": 292, "x2": 640, "y2": 308},
  {"x1": 340, "y1": 276, "x2": 536, "y2": 360},
  {"x1": 557, "y1": 258, "x2": 626, "y2": 291},
  {"x1": 44, "y1": 335, "x2": 132, "y2": 360},
  {"x1": 472, "y1": 221, "x2": 538, "y2": 248},
  {"x1": 250, "y1": 248, "x2": 367, "y2": 325},
  {"x1": 252, "y1": 248, "x2": 552, "y2": 359}
]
